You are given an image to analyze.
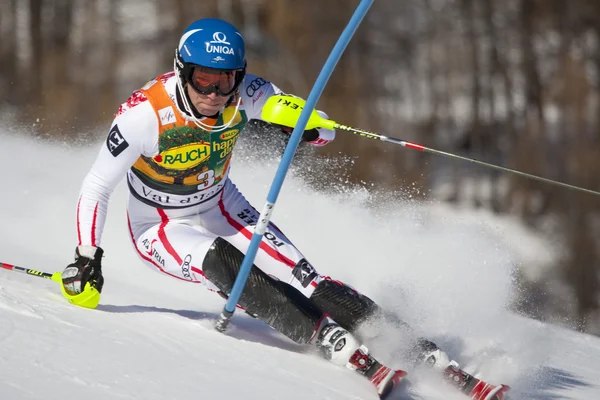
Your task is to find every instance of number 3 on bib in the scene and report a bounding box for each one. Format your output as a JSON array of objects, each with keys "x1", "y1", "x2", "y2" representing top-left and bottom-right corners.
[{"x1": 197, "y1": 170, "x2": 215, "y2": 189}]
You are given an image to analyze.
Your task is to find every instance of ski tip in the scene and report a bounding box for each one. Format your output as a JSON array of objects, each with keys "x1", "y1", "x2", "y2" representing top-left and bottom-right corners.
[
  {"x1": 378, "y1": 370, "x2": 408, "y2": 399},
  {"x1": 496, "y1": 384, "x2": 510, "y2": 394},
  {"x1": 394, "y1": 369, "x2": 408, "y2": 380},
  {"x1": 486, "y1": 384, "x2": 511, "y2": 400},
  {"x1": 390, "y1": 369, "x2": 408, "y2": 386},
  {"x1": 499, "y1": 384, "x2": 511, "y2": 395}
]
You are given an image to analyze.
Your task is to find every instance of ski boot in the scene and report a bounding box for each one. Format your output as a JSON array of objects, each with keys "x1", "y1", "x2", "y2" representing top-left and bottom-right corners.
[
  {"x1": 316, "y1": 319, "x2": 407, "y2": 399},
  {"x1": 414, "y1": 339, "x2": 510, "y2": 400}
]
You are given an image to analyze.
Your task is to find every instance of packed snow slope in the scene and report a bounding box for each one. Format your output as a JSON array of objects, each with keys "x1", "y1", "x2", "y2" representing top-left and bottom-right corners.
[{"x1": 0, "y1": 130, "x2": 598, "y2": 400}]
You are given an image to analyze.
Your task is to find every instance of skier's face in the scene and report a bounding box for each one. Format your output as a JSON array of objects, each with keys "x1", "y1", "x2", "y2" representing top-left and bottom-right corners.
[{"x1": 187, "y1": 84, "x2": 229, "y2": 116}]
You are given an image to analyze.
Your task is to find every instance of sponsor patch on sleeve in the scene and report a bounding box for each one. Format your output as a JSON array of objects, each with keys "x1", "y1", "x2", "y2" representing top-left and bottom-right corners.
[
  {"x1": 246, "y1": 77, "x2": 267, "y2": 97},
  {"x1": 106, "y1": 125, "x2": 129, "y2": 157},
  {"x1": 292, "y1": 258, "x2": 318, "y2": 288}
]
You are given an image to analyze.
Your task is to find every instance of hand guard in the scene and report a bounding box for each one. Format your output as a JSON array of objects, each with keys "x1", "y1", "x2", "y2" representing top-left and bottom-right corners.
[{"x1": 62, "y1": 246, "x2": 104, "y2": 296}]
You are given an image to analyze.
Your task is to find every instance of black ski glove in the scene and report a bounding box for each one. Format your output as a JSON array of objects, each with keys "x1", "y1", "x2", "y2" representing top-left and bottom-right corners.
[
  {"x1": 62, "y1": 246, "x2": 104, "y2": 296},
  {"x1": 280, "y1": 125, "x2": 320, "y2": 142}
]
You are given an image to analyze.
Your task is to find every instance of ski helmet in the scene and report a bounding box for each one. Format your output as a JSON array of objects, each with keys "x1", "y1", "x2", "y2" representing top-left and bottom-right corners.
[{"x1": 174, "y1": 18, "x2": 246, "y2": 98}]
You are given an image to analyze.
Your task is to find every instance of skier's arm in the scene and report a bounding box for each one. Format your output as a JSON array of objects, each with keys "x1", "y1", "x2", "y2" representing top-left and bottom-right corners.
[
  {"x1": 62, "y1": 93, "x2": 157, "y2": 299},
  {"x1": 242, "y1": 75, "x2": 336, "y2": 146},
  {"x1": 76, "y1": 94, "x2": 157, "y2": 248}
]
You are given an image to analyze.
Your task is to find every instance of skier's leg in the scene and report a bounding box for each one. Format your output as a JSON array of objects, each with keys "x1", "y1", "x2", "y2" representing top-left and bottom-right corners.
[
  {"x1": 201, "y1": 236, "x2": 325, "y2": 343},
  {"x1": 203, "y1": 180, "x2": 412, "y2": 339},
  {"x1": 207, "y1": 181, "x2": 383, "y2": 324},
  {"x1": 125, "y1": 183, "x2": 330, "y2": 344},
  {"x1": 311, "y1": 281, "x2": 510, "y2": 399},
  {"x1": 205, "y1": 180, "x2": 326, "y2": 296},
  {"x1": 126, "y1": 209, "x2": 220, "y2": 290},
  {"x1": 199, "y1": 235, "x2": 407, "y2": 398},
  {"x1": 309, "y1": 279, "x2": 410, "y2": 333},
  {"x1": 197, "y1": 183, "x2": 406, "y2": 386},
  {"x1": 310, "y1": 279, "x2": 461, "y2": 370},
  {"x1": 126, "y1": 185, "x2": 501, "y2": 398},
  {"x1": 124, "y1": 182, "x2": 416, "y2": 398}
]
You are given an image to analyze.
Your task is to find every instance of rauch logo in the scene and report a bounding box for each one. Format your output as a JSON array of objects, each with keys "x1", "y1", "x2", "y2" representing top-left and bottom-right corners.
[
  {"x1": 220, "y1": 129, "x2": 239, "y2": 141},
  {"x1": 153, "y1": 143, "x2": 211, "y2": 170}
]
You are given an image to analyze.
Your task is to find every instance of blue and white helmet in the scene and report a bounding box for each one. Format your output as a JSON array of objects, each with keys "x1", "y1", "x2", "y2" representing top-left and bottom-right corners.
[
  {"x1": 176, "y1": 18, "x2": 246, "y2": 71},
  {"x1": 174, "y1": 18, "x2": 246, "y2": 100}
]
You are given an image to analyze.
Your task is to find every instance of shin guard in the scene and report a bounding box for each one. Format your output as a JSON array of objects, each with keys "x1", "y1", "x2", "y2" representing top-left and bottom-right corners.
[
  {"x1": 310, "y1": 279, "x2": 380, "y2": 332},
  {"x1": 202, "y1": 237, "x2": 324, "y2": 343}
]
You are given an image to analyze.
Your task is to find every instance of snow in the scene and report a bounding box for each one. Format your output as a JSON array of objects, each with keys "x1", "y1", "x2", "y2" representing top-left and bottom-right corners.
[{"x1": 1, "y1": 130, "x2": 598, "y2": 399}]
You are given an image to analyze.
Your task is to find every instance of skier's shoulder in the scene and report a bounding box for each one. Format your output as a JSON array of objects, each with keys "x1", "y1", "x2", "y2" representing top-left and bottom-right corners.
[
  {"x1": 241, "y1": 73, "x2": 272, "y2": 99},
  {"x1": 113, "y1": 92, "x2": 156, "y2": 133},
  {"x1": 109, "y1": 76, "x2": 166, "y2": 154},
  {"x1": 115, "y1": 88, "x2": 151, "y2": 119},
  {"x1": 114, "y1": 71, "x2": 177, "y2": 122},
  {"x1": 240, "y1": 73, "x2": 278, "y2": 118},
  {"x1": 116, "y1": 71, "x2": 176, "y2": 115}
]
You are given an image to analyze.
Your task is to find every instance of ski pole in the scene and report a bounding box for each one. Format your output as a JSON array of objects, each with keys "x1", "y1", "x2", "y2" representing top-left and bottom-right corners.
[
  {"x1": 0, "y1": 261, "x2": 100, "y2": 309},
  {"x1": 0, "y1": 262, "x2": 62, "y2": 282},
  {"x1": 215, "y1": 0, "x2": 374, "y2": 333},
  {"x1": 261, "y1": 95, "x2": 600, "y2": 197}
]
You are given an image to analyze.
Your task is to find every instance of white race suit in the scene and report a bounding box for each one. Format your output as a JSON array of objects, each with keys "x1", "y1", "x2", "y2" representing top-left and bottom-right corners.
[{"x1": 76, "y1": 71, "x2": 336, "y2": 298}]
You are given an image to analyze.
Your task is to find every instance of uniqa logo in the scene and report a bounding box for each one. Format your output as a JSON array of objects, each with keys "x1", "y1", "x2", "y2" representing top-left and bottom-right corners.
[
  {"x1": 206, "y1": 32, "x2": 234, "y2": 55},
  {"x1": 220, "y1": 129, "x2": 239, "y2": 140},
  {"x1": 153, "y1": 143, "x2": 211, "y2": 170},
  {"x1": 211, "y1": 32, "x2": 230, "y2": 45},
  {"x1": 206, "y1": 43, "x2": 235, "y2": 55}
]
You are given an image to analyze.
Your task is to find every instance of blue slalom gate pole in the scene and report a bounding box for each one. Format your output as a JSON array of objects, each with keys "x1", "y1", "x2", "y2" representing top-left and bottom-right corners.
[{"x1": 215, "y1": 0, "x2": 374, "y2": 333}]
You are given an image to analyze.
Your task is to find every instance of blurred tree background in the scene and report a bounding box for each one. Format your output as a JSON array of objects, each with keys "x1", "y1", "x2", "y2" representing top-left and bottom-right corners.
[{"x1": 1, "y1": 0, "x2": 600, "y2": 333}]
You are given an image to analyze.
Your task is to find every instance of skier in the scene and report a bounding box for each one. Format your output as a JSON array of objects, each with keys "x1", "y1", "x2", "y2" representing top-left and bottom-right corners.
[{"x1": 61, "y1": 18, "x2": 508, "y2": 400}]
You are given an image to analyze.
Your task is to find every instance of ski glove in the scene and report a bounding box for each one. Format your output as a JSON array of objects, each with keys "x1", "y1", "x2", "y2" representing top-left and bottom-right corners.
[
  {"x1": 62, "y1": 245, "x2": 104, "y2": 296},
  {"x1": 279, "y1": 125, "x2": 320, "y2": 142}
]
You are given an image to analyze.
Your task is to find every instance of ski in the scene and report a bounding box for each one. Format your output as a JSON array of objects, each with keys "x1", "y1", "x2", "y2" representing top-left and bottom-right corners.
[{"x1": 444, "y1": 362, "x2": 510, "y2": 400}]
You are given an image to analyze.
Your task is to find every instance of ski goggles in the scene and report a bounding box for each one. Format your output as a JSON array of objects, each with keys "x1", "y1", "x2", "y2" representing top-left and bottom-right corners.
[{"x1": 188, "y1": 66, "x2": 242, "y2": 97}]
